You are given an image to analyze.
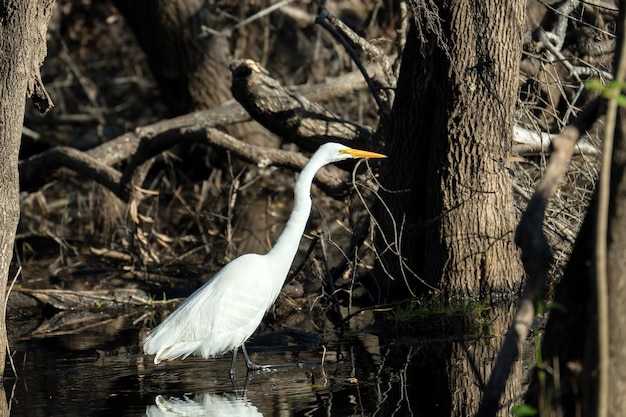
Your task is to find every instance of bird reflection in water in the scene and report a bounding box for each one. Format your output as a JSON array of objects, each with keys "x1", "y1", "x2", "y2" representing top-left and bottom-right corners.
[{"x1": 146, "y1": 392, "x2": 263, "y2": 417}]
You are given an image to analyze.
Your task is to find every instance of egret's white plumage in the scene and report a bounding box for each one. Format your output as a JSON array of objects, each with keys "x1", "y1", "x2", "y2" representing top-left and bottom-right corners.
[{"x1": 143, "y1": 142, "x2": 386, "y2": 368}]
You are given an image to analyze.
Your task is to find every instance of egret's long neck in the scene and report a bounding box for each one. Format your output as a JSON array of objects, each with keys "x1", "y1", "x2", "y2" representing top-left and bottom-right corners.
[{"x1": 266, "y1": 155, "x2": 327, "y2": 267}]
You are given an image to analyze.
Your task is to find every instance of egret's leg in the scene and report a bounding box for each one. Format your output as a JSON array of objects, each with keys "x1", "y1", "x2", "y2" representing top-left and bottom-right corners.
[
  {"x1": 241, "y1": 344, "x2": 311, "y2": 371},
  {"x1": 229, "y1": 346, "x2": 239, "y2": 378},
  {"x1": 243, "y1": 371, "x2": 252, "y2": 395},
  {"x1": 241, "y1": 344, "x2": 269, "y2": 371},
  {"x1": 241, "y1": 344, "x2": 255, "y2": 370}
]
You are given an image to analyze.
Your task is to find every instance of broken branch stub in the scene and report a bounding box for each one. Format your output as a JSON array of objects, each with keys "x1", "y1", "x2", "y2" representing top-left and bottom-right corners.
[{"x1": 230, "y1": 59, "x2": 374, "y2": 151}]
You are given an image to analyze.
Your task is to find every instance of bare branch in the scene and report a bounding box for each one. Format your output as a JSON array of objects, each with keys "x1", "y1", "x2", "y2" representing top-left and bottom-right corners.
[
  {"x1": 20, "y1": 128, "x2": 358, "y2": 201},
  {"x1": 315, "y1": 7, "x2": 392, "y2": 118},
  {"x1": 230, "y1": 59, "x2": 374, "y2": 152},
  {"x1": 19, "y1": 146, "x2": 123, "y2": 195},
  {"x1": 20, "y1": 65, "x2": 382, "y2": 198},
  {"x1": 196, "y1": 128, "x2": 358, "y2": 197}
]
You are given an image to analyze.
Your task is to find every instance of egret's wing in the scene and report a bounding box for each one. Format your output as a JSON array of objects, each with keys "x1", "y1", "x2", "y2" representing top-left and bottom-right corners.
[{"x1": 144, "y1": 253, "x2": 284, "y2": 362}]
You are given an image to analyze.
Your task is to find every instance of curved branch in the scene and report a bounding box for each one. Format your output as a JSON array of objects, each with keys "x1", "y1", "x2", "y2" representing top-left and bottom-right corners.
[
  {"x1": 19, "y1": 64, "x2": 382, "y2": 199},
  {"x1": 19, "y1": 129, "x2": 355, "y2": 201},
  {"x1": 204, "y1": 128, "x2": 354, "y2": 196},
  {"x1": 122, "y1": 127, "x2": 354, "y2": 198},
  {"x1": 19, "y1": 146, "x2": 123, "y2": 196},
  {"x1": 230, "y1": 59, "x2": 374, "y2": 152}
]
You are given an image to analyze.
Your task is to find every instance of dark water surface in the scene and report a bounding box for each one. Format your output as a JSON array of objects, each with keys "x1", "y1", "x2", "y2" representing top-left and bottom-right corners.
[
  {"x1": 4, "y1": 301, "x2": 525, "y2": 416},
  {"x1": 4, "y1": 326, "x2": 421, "y2": 417}
]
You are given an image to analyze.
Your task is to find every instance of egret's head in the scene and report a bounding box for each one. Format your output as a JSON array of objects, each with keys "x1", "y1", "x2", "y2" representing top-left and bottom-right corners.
[{"x1": 317, "y1": 142, "x2": 387, "y2": 164}]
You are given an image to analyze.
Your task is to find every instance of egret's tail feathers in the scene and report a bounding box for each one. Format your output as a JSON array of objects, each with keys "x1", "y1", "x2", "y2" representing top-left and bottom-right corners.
[{"x1": 153, "y1": 341, "x2": 205, "y2": 364}]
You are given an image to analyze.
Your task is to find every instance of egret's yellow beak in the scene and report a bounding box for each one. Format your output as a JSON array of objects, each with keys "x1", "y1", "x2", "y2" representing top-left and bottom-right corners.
[{"x1": 340, "y1": 148, "x2": 387, "y2": 159}]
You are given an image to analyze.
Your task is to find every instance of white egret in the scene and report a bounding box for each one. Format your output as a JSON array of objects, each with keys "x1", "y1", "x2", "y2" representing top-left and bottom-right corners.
[{"x1": 143, "y1": 142, "x2": 386, "y2": 372}]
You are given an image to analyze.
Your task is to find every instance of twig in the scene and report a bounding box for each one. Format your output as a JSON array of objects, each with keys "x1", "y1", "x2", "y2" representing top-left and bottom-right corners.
[
  {"x1": 593, "y1": 8, "x2": 626, "y2": 414},
  {"x1": 326, "y1": 217, "x2": 370, "y2": 283},
  {"x1": 227, "y1": 0, "x2": 296, "y2": 33},
  {"x1": 319, "y1": 235, "x2": 344, "y2": 325},
  {"x1": 553, "y1": 0, "x2": 581, "y2": 51},
  {"x1": 225, "y1": 165, "x2": 244, "y2": 259},
  {"x1": 595, "y1": 91, "x2": 612, "y2": 417},
  {"x1": 90, "y1": 247, "x2": 132, "y2": 262},
  {"x1": 352, "y1": 161, "x2": 431, "y2": 295},
  {"x1": 4, "y1": 266, "x2": 21, "y2": 378},
  {"x1": 287, "y1": 235, "x2": 320, "y2": 281},
  {"x1": 315, "y1": 7, "x2": 391, "y2": 121},
  {"x1": 539, "y1": 26, "x2": 614, "y2": 82},
  {"x1": 324, "y1": 8, "x2": 395, "y2": 88}
]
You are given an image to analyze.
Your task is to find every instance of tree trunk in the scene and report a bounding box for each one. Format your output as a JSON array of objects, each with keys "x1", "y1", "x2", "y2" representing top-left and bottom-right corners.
[
  {"x1": 112, "y1": 0, "x2": 277, "y2": 149},
  {"x1": 376, "y1": 1, "x2": 524, "y2": 300},
  {"x1": 112, "y1": 0, "x2": 232, "y2": 116},
  {"x1": 0, "y1": 385, "x2": 7, "y2": 417},
  {"x1": 112, "y1": 0, "x2": 283, "y2": 258},
  {"x1": 0, "y1": 0, "x2": 55, "y2": 378}
]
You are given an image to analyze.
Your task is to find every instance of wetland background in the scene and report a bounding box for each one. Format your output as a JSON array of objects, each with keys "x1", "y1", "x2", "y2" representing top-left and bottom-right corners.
[{"x1": 3, "y1": 0, "x2": 615, "y2": 416}]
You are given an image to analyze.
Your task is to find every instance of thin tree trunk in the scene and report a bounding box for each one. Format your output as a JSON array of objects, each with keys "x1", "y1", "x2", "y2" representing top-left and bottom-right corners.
[
  {"x1": 602, "y1": 4, "x2": 626, "y2": 412},
  {"x1": 0, "y1": 0, "x2": 55, "y2": 377},
  {"x1": 607, "y1": 103, "x2": 626, "y2": 416}
]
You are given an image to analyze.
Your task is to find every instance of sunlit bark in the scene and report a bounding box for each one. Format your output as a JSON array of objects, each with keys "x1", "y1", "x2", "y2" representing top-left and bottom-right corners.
[
  {"x1": 377, "y1": 2, "x2": 524, "y2": 300},
  {"x1": 0, "y1": 0, "x2": 55, "y2": 377}
]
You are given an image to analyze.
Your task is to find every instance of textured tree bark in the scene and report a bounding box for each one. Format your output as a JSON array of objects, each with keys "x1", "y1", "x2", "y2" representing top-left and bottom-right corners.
[
  {"x1": 0, "y1": 0, "x2": 55, "y2": 378},
  {"x1": 0, "y1": 385, "x2": 6, "y2": 417},
  {"x1": 112, "y1": 0, "x2": 231, "y2": 115},
  {"x1": 112, "y1": 0, "x2": 279, "y2": 257},
  {"x1": 377, "y1": 1, "x2": 524, "y2": 300},
  {"x1": 111, "y1": 0, "x2": 272, "y2": 146}
]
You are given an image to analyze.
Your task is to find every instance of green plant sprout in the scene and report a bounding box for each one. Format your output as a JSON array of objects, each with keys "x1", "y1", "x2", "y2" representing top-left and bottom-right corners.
[
  {"x1": 383, "y1": 295, "x2": 491, "y2": 336},
  {"x1": 510, "y1": 403, "x2": 538, "y2": 417},
  {"x1": 585, "y1": 79, "x2": 626, "y2": 107},
  {"x1": 510, "y1": 300, "x2": 568, "y2": 416}
]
